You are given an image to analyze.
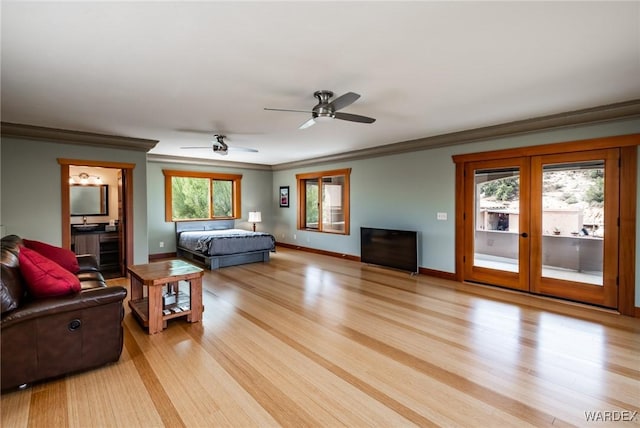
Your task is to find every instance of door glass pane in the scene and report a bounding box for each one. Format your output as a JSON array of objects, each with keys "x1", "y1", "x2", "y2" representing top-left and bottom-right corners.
[
  {"x1": 474, "y1": 168, "x2": 520, "y2": 272},
  {"x1": 322, "y1": 176, "x2": 345, "y2": 232},
  {"x1": 541, "y1": 161, "x2": 604, "y2": 285}
]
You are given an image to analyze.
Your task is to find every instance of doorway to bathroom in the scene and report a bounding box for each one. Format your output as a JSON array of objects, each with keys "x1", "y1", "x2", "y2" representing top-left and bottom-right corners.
[{"x1": 59, "y1": 159, "x2": 135, "y2": 279}]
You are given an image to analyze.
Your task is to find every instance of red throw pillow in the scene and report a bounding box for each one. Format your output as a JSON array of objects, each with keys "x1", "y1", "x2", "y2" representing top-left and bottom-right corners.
[
  {"x1": 23, "y1": 239, "x2": 80, "y2": 273},
  {"x1": 18, "y1": 247, "x2": 81, "y2": 298}
]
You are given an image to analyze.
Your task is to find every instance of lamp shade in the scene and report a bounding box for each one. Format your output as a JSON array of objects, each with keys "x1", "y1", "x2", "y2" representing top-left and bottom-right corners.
[{"x1": 248, "y1": 211, "x2": 262, "y2": 223}]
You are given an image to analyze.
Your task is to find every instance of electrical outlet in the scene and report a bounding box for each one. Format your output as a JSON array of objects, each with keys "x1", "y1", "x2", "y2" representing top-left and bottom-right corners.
[
  {"x1": 293, "y1": 234, "x2": 297, "y2": 240},
  {"x1": 159, "y1": 241, "x2": 164, "y2": 248},
  {"x1": 437, "y1": 212, "x2": 447, "y2": 221}
]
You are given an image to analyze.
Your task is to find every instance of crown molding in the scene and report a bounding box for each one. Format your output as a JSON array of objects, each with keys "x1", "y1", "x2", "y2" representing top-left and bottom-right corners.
[
  {"x1": 146, "y1": 153, "x2": 272, "y2": 171},
  {"x1": 0, "y1": 122, "x2": 158, "y2": 152},
  {"x1": 3, "y1": 99, "x2": 639, "y2": 169},
  {"x1": 272, "y1": 99, "x2": 640, "y2": 170}
]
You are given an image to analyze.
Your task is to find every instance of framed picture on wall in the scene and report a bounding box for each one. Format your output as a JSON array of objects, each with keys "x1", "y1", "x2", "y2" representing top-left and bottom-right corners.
[{"x1": 279, "y1": 186, "x2": 289, "y2": 208}]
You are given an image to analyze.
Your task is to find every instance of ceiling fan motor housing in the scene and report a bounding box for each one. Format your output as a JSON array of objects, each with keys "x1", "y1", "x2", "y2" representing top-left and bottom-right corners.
[
  {"x1": 212, "y1": 134, "x2": 229, "y2": 154},
  {"x1": 313, "y1": 90, "x2": 336, "y2": 119}
]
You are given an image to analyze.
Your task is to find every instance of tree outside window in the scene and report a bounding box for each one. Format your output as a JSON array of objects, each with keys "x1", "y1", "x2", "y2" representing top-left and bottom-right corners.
[
  {"x1": 171, "y1": 176, "x2": 210, "y2": 219},
  {"x1": 213, "y1": 179, "x2": 233, "y2": 217},
  {"x1": 163, "y1": 170, "x2": 242, "y2": 222}
]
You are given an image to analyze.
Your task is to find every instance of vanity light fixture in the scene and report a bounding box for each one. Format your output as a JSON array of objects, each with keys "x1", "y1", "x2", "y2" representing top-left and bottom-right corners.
[{"x1": 69, "y1": 172, "x2": 103, "y2": 185}]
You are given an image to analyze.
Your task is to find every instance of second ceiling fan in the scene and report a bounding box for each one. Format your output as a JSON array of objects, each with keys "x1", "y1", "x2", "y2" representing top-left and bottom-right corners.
[
  {"x1": 264, "y1": 90, "x2": 376, "y2": 129},
  {"x1": 181, "y1": 134, "x2": 258, "y2": 156}
]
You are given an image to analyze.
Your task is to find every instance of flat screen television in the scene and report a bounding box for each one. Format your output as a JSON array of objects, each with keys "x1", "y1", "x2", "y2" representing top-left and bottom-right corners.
[{"x1": 360, "y1": 227, "x2": 418, "y2": 273}]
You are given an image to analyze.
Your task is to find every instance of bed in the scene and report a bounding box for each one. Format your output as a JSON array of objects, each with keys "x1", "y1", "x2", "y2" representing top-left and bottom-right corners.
[{"x1": 176, "y1": 220, "x2": 276, "y2": 270}]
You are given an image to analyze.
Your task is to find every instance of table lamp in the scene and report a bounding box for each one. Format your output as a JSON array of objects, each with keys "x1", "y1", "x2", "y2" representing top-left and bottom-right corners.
[{"x1": 248, "y1": 211, "x2": 262, "y2": 232}]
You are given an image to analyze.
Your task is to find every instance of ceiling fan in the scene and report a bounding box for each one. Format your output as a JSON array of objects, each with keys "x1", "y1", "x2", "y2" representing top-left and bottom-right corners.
[
  {"x1": 264, "y1": 90, "x2": 376, "y2": 129},
  {"x1": 181, "y1": 134, "x2": 258, "y2": 156}
]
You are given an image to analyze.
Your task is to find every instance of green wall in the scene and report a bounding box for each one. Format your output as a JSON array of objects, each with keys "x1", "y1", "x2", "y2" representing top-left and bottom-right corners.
[
  {"x1": 270, "y1": 118, "x2": 640, "y2": 305},
  {"x1": 3, "y1": 118, "x2": 640, "y2": 308},
  {"x1": 0, "y1": 137, "x2": 149, "y2": 264}
]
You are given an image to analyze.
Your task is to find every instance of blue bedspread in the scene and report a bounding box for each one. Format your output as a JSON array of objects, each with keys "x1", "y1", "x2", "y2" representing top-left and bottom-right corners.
[{"x1": 178, "y1": 229, "x2": 275, "y2": 256}]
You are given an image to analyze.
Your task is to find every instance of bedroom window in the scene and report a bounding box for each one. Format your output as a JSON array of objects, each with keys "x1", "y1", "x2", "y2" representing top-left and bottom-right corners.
[
  {"x1": 163, "y1": 170, "x2": 242, "y2": 222},
  {"x1": 296, "y1": 168, "x2": 351, "y2": 234}
]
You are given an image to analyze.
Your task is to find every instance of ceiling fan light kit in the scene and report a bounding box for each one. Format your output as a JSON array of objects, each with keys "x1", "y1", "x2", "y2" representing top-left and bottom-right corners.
[
  {"x1": 299, "y1": 118, "x2": 316, "y2": 129},
  {"x1": 265, "y1": 90, "x2": 376, "y2": 129}
]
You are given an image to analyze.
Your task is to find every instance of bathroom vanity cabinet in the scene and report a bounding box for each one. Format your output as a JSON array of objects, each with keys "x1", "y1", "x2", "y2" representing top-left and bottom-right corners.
[{"x1": 72, "y1": 230, "x2": 121, "y2": 278}]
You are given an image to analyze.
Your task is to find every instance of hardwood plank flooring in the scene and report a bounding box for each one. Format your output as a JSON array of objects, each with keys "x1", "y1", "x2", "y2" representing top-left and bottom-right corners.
[{"x1": 2, "y1": 247, "x2": 639, "y2": 427}]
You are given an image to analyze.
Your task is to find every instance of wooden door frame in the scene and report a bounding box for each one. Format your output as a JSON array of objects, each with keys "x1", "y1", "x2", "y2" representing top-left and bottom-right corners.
[
  {"x1": 453, "y1": 134, "x2": 639, "y2": 316},
  {"x1": 58, "y1": 159, "x2": 136, "y2": 273}
]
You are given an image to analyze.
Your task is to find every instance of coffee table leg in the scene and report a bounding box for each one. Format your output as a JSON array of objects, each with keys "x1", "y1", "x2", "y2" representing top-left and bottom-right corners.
[
  {"x1": 130, "y1": 275, "x2": 143, "y2": 301},
  {"x1": 148, "y1": 284, "x2": 164, "y2": 334},
  {"x1": 187, "y1": 277, "x2": 203, "y2": 323}
]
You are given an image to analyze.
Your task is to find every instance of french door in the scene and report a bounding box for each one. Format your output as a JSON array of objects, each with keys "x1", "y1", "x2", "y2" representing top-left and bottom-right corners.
[
  {"x1": 464, "y1": 157, "x2": 531, "y2": 291},
  {"x1": 463, "y1": 149, "x2": 619, "y2": 308}
]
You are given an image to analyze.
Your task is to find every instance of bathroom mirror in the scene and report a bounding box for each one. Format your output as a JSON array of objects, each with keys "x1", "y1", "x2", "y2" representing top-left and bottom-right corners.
[{"x1": 70, "y1": 185, "x2": 109, "y2": 216}]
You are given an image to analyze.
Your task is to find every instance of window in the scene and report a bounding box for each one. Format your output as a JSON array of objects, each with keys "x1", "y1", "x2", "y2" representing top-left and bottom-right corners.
[
  {"x1": 163, "y1": 170, "x2": 242, "y2": 222},
  {"x1": 296, "y1": 168, "x2": 350, "y2": 234}
]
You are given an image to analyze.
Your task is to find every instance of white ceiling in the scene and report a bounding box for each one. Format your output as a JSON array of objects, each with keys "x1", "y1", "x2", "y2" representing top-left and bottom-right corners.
[{"x1": 2, "y1": 1, "x2": 639, "y2": 166}]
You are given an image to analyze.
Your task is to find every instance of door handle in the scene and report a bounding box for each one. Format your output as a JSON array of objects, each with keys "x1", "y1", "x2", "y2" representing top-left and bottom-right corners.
[{"x1": 520, "y1": 232, "x2": 528, "y2": 238}]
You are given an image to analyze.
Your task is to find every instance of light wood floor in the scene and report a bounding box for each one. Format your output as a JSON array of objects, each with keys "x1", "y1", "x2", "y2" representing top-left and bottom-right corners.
[{"x1": 2, "y1": 247, "x2": 639, "y2": 427}]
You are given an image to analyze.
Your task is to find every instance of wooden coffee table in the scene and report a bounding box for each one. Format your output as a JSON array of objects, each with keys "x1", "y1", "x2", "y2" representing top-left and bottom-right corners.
[{"x1": 128, "y1": 260, "x2": 204, "y2": 334}]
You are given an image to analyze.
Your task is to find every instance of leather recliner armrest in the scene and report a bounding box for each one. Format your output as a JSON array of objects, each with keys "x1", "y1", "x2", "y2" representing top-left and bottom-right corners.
[
  {"x1": 76, "y1": 254, "x2": 100, "y2": 272},
  {"x1": 0, "y1": 286, "x2": 127, "y2": 329}
]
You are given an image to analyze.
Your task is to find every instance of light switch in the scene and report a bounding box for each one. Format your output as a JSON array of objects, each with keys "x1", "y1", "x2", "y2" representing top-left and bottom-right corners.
[{"x1": 437, "y1": 212, "x2": 447, "y2": 221}]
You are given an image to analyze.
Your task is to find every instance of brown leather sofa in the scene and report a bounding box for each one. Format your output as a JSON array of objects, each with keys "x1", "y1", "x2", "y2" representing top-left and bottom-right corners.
[{"x1": 1, "y1": 235, "x2": 127, "y2": 392}]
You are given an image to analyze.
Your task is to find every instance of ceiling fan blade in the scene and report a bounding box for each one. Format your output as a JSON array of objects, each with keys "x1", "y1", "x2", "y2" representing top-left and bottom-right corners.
[
  {"x1": 299, "y1": 117, "x2": 316, "y2": 130},
  {"x1": 177, "y1": 129, "x2": 263, "y2": 137},
  {"x1": 264, "y1": 108, "x2": 312, "y2": 114},
  {"x1": 177, "y1": 129, "x2": 215, "y2": 134},
  {"x1": 328, "y1": 92, "x2": 360, "y2": 111},
  {"x1": 228, "y1": 146, "x2": 259, "y2": 153},
  {"x1": 180, "y1": 146, "x2": 210, "y2": 149},
  {"x1": 334, "y1": 112, "x2": 376, "y2": 124}
]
